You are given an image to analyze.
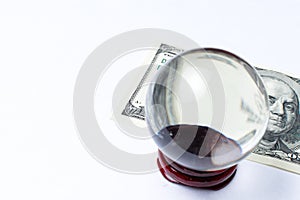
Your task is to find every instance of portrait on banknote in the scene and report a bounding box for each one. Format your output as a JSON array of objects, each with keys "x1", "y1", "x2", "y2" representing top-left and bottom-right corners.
[{"x1": 252, "y1": 69, "x2": 300, "y2": 165}]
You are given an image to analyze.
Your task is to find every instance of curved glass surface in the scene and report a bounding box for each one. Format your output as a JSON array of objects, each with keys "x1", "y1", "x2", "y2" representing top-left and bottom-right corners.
[{"x1": 146, "y1": 48, "x2": 269, "y2": 171}]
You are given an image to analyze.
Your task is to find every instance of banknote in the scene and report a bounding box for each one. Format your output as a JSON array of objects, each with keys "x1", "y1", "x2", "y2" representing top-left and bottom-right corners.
[
  {"x1": 122, "y1": 44, "x2": 300, "y2": 174},
  {"x1": 248, "y1": 68, "x2": 300, "y2": 174},
  {"x1": 121, "y1": 44, "x2": 184, "y2": 120}
]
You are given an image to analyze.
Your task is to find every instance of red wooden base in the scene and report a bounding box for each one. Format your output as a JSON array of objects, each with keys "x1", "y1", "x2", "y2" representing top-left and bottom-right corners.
[{"x1": 157, "y1": 150, "x2": 237, "y2": 190}]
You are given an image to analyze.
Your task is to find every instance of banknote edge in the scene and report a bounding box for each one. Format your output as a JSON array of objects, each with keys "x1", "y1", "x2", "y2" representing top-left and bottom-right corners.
[
  {"x1": 247, "y1": 153, "x2": 300, "y2": 175},
  {"x1": 121, "y1": 43, "x2": 183, "y2": 119}
]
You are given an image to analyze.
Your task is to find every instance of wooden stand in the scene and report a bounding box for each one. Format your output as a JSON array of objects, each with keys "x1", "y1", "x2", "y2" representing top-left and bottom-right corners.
[{"x1": 157, "y1": 150, "x2": 237, "y2": 190}]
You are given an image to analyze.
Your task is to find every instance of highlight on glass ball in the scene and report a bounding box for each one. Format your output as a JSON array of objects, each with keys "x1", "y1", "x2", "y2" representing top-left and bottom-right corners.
[{"x1": 145, "y1": 48, "x2": 270, "y2": 189}]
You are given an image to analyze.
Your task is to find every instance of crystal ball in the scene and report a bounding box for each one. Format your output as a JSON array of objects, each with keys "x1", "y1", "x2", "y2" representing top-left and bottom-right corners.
[{"x1": 145, "y1": 48, "x2": 269, "y2": 171}]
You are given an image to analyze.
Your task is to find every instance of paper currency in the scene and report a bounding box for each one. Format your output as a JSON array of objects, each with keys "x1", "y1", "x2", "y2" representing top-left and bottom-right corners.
[
  {"x1": 248, "y1": 68, "x2": 300, "y2": 174},
  {"x1": 121, "y1": 44, "x2": 183, "y2": 120},
  {"x1": 122, "y1": 44, "x2": 300, "y2": 174}
]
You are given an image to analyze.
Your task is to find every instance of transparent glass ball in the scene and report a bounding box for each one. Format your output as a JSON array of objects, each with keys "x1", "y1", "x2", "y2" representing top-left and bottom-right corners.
[{"x1": 146, "y1": 48, "x2": 269, "y2": 171}]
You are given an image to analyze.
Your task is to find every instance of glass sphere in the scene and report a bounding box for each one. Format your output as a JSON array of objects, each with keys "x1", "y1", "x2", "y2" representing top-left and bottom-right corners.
[{"x1": 145, "y1": 48, "x2": 269, "y2": 171}]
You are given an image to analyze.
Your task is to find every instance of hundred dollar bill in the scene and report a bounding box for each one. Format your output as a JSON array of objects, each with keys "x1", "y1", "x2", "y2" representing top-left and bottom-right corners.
[
  {"x1": 121, "y1": 44, "x2": 184, "y2": 120},
  {"x1": 248, "y1": 68, "x2": 300, "y2": 174},
  {"x1": 122, "y1": 43, "x2": 300, "y2": 174}
]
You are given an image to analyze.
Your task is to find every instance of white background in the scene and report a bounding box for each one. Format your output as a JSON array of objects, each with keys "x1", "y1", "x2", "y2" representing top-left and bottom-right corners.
[{"x1": 0, "y1": 0, "x2": 300, "y2": 199}]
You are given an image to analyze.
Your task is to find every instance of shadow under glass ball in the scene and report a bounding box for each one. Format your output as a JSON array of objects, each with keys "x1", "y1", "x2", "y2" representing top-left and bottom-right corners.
[{"x1": 146, "y1": 48, "x2": 269, "y2": 172}]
